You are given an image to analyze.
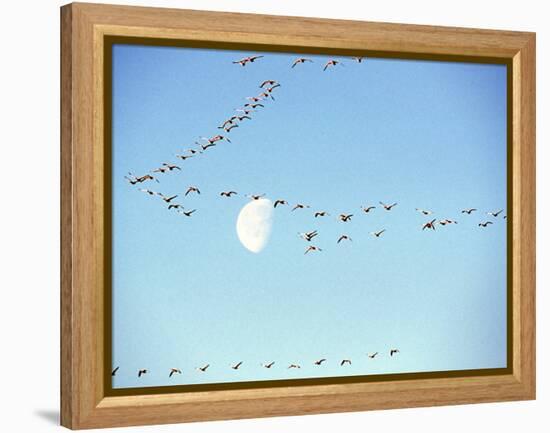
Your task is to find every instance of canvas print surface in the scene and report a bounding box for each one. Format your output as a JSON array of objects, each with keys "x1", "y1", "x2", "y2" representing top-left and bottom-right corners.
[{"x1": 111, "y1": 44, "x2": 507, "y2": 390}]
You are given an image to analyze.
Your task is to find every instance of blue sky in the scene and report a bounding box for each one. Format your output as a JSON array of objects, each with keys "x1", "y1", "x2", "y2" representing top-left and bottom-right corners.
[{"x1": 111, "y1": 44, "x2": 508, "y2": 389}]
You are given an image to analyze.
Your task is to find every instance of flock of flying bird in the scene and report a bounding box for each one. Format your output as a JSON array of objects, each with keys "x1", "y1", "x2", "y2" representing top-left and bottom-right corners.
[
  {"x1": 124, "y1": 53, "x2": 506, "y2": 256},
  {"x1": 119, "y1": 53, "x2": 507, "y2": 384},
  {"x1": 111, "y1": 348, "x2": 401, "y2": 380}
]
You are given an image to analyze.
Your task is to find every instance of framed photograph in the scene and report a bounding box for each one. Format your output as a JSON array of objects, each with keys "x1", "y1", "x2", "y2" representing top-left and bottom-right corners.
[{"x1": 60, "y1": 3, "x2": 535, "y2": 429}]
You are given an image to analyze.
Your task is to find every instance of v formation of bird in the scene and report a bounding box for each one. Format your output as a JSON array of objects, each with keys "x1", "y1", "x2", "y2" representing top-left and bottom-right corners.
[{"x1": 124, "y1": 54, "x2": 506, "y2": 257}]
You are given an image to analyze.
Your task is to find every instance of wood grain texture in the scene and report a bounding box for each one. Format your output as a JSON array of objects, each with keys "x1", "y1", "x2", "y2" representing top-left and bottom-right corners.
[{"x1": 60, "y1": 2, "x2": 536, "y2": 429}]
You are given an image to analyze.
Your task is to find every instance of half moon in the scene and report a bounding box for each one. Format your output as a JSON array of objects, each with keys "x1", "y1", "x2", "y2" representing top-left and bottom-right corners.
[{"x1": 236, "y1": 198, "x2": 273, "y2": 253}]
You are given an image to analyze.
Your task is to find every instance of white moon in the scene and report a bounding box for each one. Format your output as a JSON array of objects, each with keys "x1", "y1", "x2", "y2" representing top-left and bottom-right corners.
[{"x1": 236, "y1": 198, "x2": 273, "y2": 253}]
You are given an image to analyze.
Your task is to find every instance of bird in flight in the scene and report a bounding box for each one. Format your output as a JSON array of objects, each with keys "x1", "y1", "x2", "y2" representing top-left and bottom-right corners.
[
  {"x1": 178, "y1": 209, "x2": 196, "y2": 217},
  {"x1": 244, "y1": 102, "x2": 265, "y2": 109},
  {"x1": 415, "y1": 208, "x2": 433, "y2": 215},
  {"x1": 247, "y1": 193, "x2": 266, "y2": 201},
  {"x1": 340, "y1": 359, "x2": 352, "y2": 366},
  {"x1": 274, "y1": 199, "x2": 288, "y2": 208},
  {"x1": 220, "y1": 123, "x2": 239, "y2": 133},
  {"x1": 323, "y1": 59, "x2": 343, "y2": 71},
  {"x1": 196, "y1": 364, "x2": 210, "y2": 372},
  {"x1": 168, "y1": 204, "x2": 184, "y2": 210},
  {"x1": 487, "y1": 209, "x2": 504, "y2": 217},
  {"x1": 314, "y1": 211, "x2": 329, "y2": 218},
  {"x1": 337, "y1": 234, "x2": 352, "y2": 243},
  {"x1": 152, "y1": 166, "x2": 169, "y2": 174},
  {"x1": 162, "y1": 163, "x2": 181, "y2": 171},
  {"x1": 352, "y1": 56, "x2": 365, "y2": 63},
  {"x1": 461, "y1": 208, "x2": 477, "y2": 214},
  {"x1": 198, "y1": 142, "x2": 216, "y2": 151},
  {"x1": 361, "y1": 206, "x2": 376, "y2": 213},
  {"x1": 246, "y1": 95, "x2": 264, "y2": 103},
  {"x1": 370, "y1": 229, "x2": 386, "y2": 238},
  {"x1": 185, "y1": 186, "x2": 200, "y2": 196},
  {"x1": 478, "y1": 221, "x2": 493, "y2": 227},
  {"x1": 380, "y1": 201, "x2": 398, "y2": 211},
  {"x1": 292, "y1": 203, "x2": 310, "y2": 211},
  {"x1": 292, "y1": 57, "x2": 314, "y2": 68},
  {"x1": 232, "y1": 55, "x2": 264, "y2": 66},
  {"x1": 368, "y1": 352, "x2": 379, "y2": 359},
  {"x1": 111, "y1": 366, "x2": 119, "y2": 376},
  {"x1": 260, "y1": 79, "x2": 278, "y2": 88},
  {"x1": 288, "y1": 364, "x2": 301, "y2": 369},
  {"x1": 300, "y1": 230, "x2": 318, "y2": 242},
  {"x1": 439, "y1": 219, "x2": 457, "y2": 226},
  {"x1": 220, "y1": 190, "x2": 238, "y2": 197},
  {"x1": 338, "y1": 213, "x2": 353, "y2": 222},
  {"x1": 139, "y1": 189, "x2": 158, "y2": 196},
  {"x1": 138, "y1": 369, "x2": 148, "y2": 378},
  {"x1": 304, "y1": 245, "x2": 322, "y2": 255},
  {"x1": 314, "y1": 358, "x2": 327, "y2": 365},
  {"x1": 160, "y1": 194, "x2": 178, "y2": 203},
  {"x1": 390, "y1": 349, "x2": 400, "y2": 357},
  {"x1": 236, "y1": 115, "x2": 252, "y2": 122},
  {"x1": 422, "y1": 219, "x2": 437, "y2": 231},
  {"x1": 236, "y1": 108, "x2": 255, "y2": 115},
  {"x1": 175, "y1": 153, "x2": 194, "y2": 160},
  {"x1": 261, "y1": 361, "x2": 275, "y2": 369},
  {"x1": 169, "y1": 368, "x2": 182, "y2": 378},
  {"x1": 231, "y1": 361, "x2": 243, "y2": 370}
]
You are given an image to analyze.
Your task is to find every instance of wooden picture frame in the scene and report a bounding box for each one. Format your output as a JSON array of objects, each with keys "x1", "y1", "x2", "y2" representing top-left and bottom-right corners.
[{"x1": 60, "y1": 2, "x2": 535, "y2": 429}]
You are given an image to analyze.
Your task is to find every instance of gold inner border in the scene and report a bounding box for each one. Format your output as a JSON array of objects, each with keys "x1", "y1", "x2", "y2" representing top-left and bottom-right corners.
[{"x1": 103, "y1": 35, "x2": 514, "y2": 397}]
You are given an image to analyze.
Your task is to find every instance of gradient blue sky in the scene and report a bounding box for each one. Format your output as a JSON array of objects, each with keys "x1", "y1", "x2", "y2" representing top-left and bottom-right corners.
[{"x1": 111, "y1": 44, "x2": 507, "y2": 389}]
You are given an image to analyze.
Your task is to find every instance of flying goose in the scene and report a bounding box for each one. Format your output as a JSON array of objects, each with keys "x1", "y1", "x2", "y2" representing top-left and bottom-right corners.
[
  {"x1": 178, "y1": 209, "x2": 196, "y2": 217},
  {"x1": 439, "y1": 219, "x2": 457, "y2": 226},
  {"x1": 260, "y1": 80, "x2": 278, "y2": 88},
  {"x1": 291, "y1": 57, "x2": 313, "y2": 68},
  {"x1": 461, "y1": 208, "x2": 477, "y2": 214},
  {"x1": 300, "y1": 230, "x2": 318, "y2": 242},
  {"x1": 379, "y1": 201, "x2": 397, "y2": 211},
  {"x1": 162, "y1": 163, "x2": 181, "y2": 171},
  {"x1": 338, "y1": 213, "x2": 353, "y2": 222},
  {"x1": 168, "y1": 204, "x2": 184, "y2": 210},
  {"x1": 288, "y1": 364, "x2": 301, "y2": 369},
  {"x1": 247, "y1": 193, "x2": 266, "y2": 201},
  {"x1": 261, "y1": 361, "x2": 275, "y2": 369},
  {"x1": 422, "y1": 219, "x2": 437, "y2": 231},
  {"x1": 370, "y1": 229, "x2": 386, "y2": 238},
  {"x1": 368, "y1": 352, "x2": 378, "y2": 359},
  {"x1": 314, "y1": 359, "x2": 327, "y2": 365},
  {"x1": 231, "y1": 361, "x2": 243, "y2": 370},
  {"x1": 185, "y1": 186, "x2": 200, "y2": 196},
  {"x1": 487, "y1": 209, "x2": 504, "y2": 217},
  {"x1": 169, "y1": 368, "x2": 182, "y2": 378},
  {"x1": 361, "y1": 206, "x2": 376, "y2": 213},
  {"x1": 314, "y1": 211, "x2": 329, "y2": 218},
  {"x1": 244, "y1": 103, "x2": 265, "y2": 109},
  {"x1": 323, "y1": 59, "x2": 343, "y2": 71},
  {"x1": 138, "y1": 369, "x2": 148, "y2": 377},
  {"x1": 196, "y1": 364, "x2": 210, "y2": 372},
  {"x1": 111, "y1": 366, "x2": 119, "y2": 376},
  {"x1": 232, "y1": 55, "x2": 264, "y2": 66},
  {"x1": 304, "y1": 245, "x2": 322, "y2": 255},
  {"x1": 415, "y1": 208, "x2": 433, "y2": 215},
  {"x1": 220, "y1": 190, "x2": 238, "y2": 197},
  {"x1": 274, "y1": 199, "x2": 288, "y2": 208},
  {"x1": 478, "y1": 221, "x2": 493, "y2": 227},
  {"x1": 390, "y1": 349, "x2": 400, "y2": 357},
  {"x1": 138, "y1": 189, "x2": 158, "y2": 196},
  {"x1": 352, "y1": 56, "x2": 365, "y2": 63},
  {"x1": 337, "y1": 234, "x2": 352, "y2": 243},
  {"x1": 175, "y1": 153, "x2": 194, "y2": 160},
  {"x1": 292, "y1": 203, "x2": 310, "y2": 211},
  {"x1": 160, "y1": 194, "x2": 178, "y2": 203},
  {"x1": 340, "y1": 359, "x2": 352, "y2": 366}
]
